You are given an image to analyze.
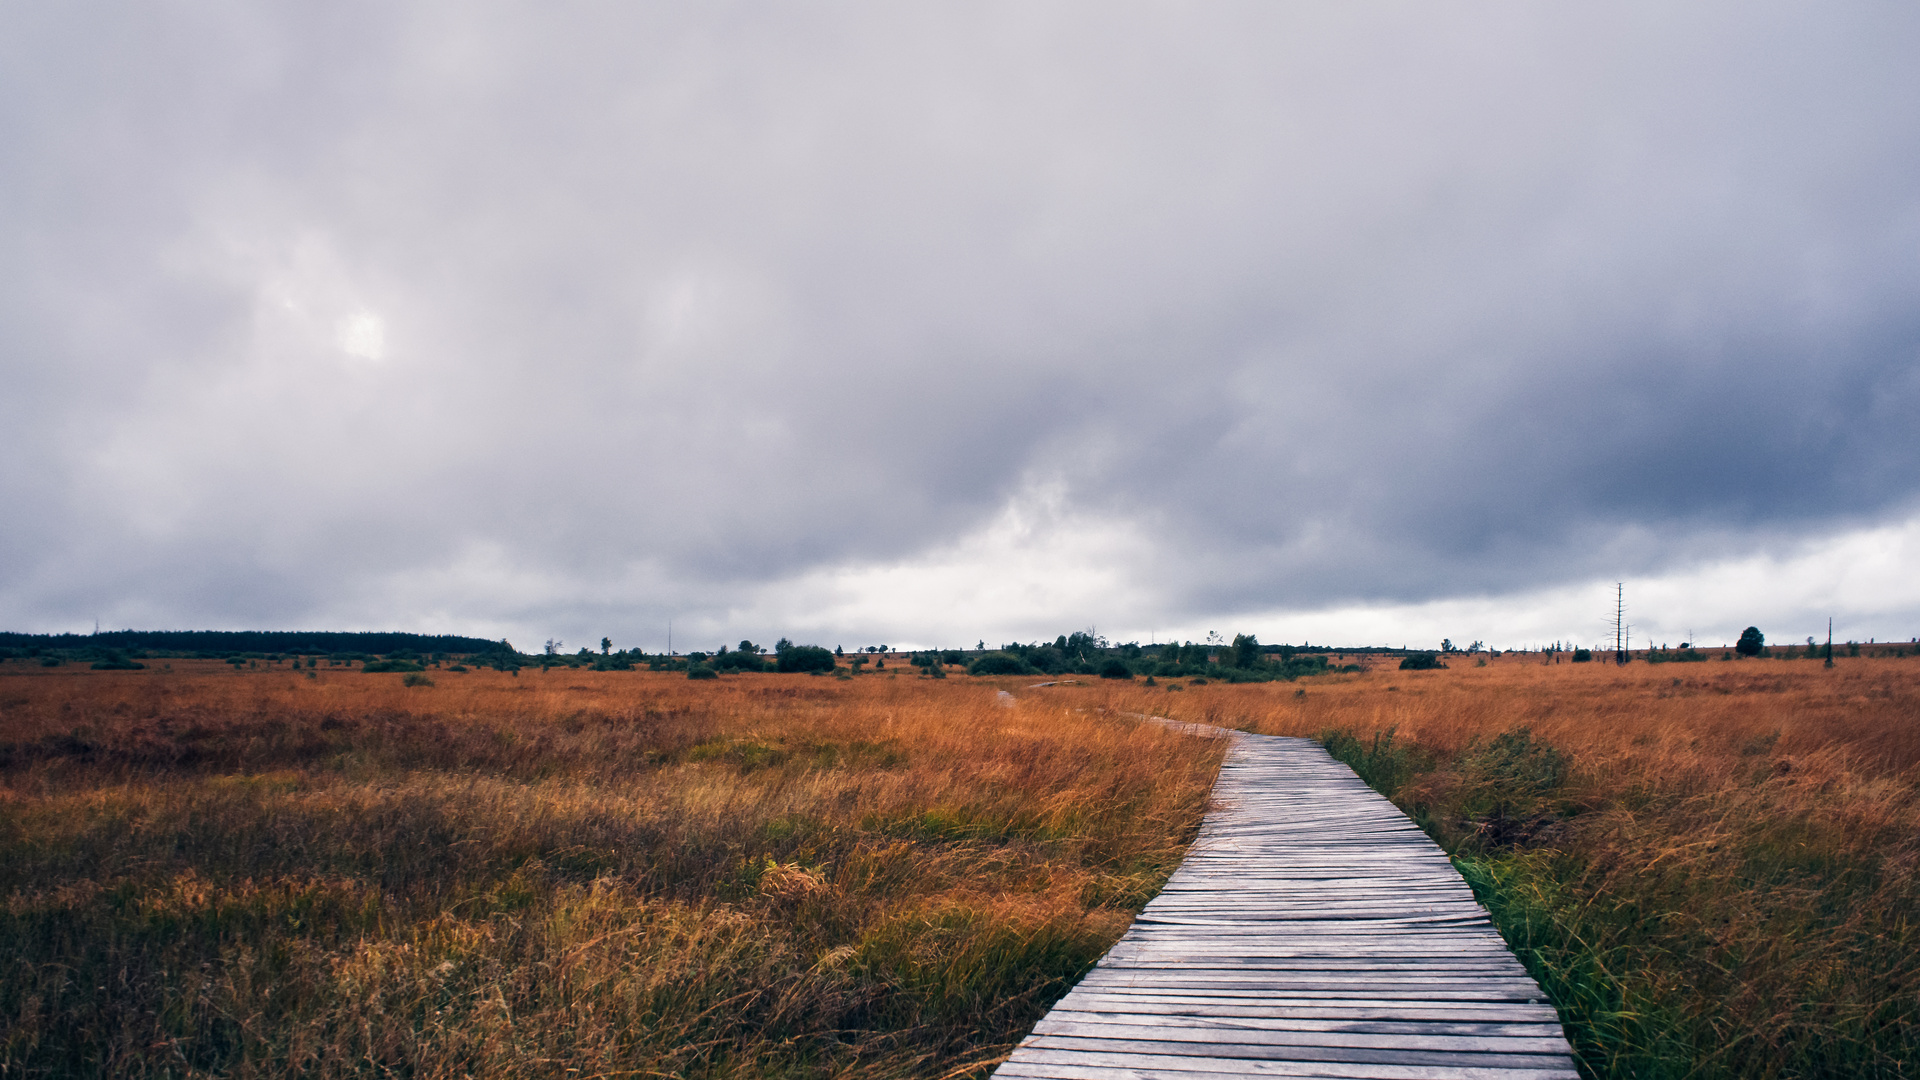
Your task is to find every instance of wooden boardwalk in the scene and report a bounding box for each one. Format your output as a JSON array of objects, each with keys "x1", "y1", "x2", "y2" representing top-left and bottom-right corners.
[{"x1": 994, "y1": 731, "x2": 1579, "y2": 1080}]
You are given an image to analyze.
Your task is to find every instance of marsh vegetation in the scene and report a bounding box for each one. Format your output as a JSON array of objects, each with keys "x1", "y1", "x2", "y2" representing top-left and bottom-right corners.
[
  {"x1": 0, "y1": 665, "x2": 1220, "y2": 1078},
  {"x1": 2, "y1": 652, "x2": 1915, "y2": 1078}
]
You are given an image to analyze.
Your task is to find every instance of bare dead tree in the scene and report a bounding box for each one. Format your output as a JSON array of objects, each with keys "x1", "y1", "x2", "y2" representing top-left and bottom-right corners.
[{"x1": 1614, "y1": 583, "x2": 1628, "y2": 665}]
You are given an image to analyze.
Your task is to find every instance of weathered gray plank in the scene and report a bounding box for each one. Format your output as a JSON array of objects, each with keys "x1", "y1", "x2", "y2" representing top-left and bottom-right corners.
[
  {"x1": 1001, "y1": 1046, "x2": 1581, "y2": 1079},
  {"x1": 998, "y1": 1056, "x2": 1579, "y2": 1080},
  {"x1": 1039, "y1": 1010, "x2": 1569, "y2": 1037},
  {"x1": 1030, "y1": 1019, "x2": 1574, "y2": 1054},
  {"x1": 1053, "y1": 995, "x2": 1564, "y2": 1021}
]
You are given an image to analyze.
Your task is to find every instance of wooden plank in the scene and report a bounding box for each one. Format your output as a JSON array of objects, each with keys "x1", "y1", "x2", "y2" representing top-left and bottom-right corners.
[
  {"x1": 998, "y1": 1053, "x2": 1582, "y2": 1068},
  {"x1": 1097, "y1": 953, "x2": 1528, "y2": 965},
  {"x1": 1002, "y1": 1047, "x2": 1581, "y2": 1079},
  {"x1": 1056, "y1": 990, "x2": 1561, "y2": 1009},
  {"x1": 1053, "y1": 996, "x2": 1564, "y2": 1022},
  {"x1": 1065, "y1": 987, "x2": 1554, "y2": 1003},
  {"x1": 1031, "y1": 1019, "x2": 1574, "y2": 1054},
  {"x1": 1017, "y1": 1038, "x2": 1578, "y2": 1070},
  {"x1": 1039, "y1": 1010, "x2": 1570, "y2": 1037}
]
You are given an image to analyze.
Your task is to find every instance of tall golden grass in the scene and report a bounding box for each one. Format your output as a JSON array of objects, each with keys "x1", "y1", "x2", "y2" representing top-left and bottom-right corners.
[
  {"x1": 0, "y1": 664, "x2": 1222, "y2": 1078},
  {"x1": 5, "y1": 656, "x2": 1916, "y2": 1078}
]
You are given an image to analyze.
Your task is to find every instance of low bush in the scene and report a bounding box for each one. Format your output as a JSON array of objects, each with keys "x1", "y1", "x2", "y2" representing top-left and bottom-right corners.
[
  {"x1": 687, "y1": 665, "x2": 718, "y2": 680},
  {"x1": 775, "y1": 645, "x2": 837, "y2": 673},
  {"x1": 362, "y1": 659, "x2": 424, "y2": 673},
  {"x1": 1398, "y1": 652, "x2": 1445, "y2": 671},
  {"x1": 711, "y1": 651, "x2": 769, "y2": 672},
  {"x1": 969, "y1": 652, "x2": 1035, "y2": 676}
]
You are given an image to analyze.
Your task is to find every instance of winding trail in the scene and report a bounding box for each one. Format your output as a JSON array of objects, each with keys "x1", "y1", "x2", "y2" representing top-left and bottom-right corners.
[{"x1": 993, "y1": 729, "x2": 1579, "y2": 1080}]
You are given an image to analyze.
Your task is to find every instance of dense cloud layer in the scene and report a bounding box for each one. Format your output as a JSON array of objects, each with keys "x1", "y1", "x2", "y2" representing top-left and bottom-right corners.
[{"x1": 4, "y1": 2, "x2": 1918, "y2": 649}]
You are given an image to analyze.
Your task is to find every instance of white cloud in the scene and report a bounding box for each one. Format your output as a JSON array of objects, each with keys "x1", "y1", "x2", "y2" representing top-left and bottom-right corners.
[{"x1": 337, "y1": 311, "x2": 386, "y2": 362}]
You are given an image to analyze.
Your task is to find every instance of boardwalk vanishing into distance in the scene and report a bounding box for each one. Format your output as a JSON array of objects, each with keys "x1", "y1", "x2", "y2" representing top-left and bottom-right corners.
[{"x1": 994, "y1": 728, "x2": 1580, "y2": 1080}]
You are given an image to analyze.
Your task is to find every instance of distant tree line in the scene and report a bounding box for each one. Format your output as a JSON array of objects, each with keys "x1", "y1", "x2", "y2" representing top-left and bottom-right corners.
[
  {"x1": 0, "y1": 630, "x2": 504, "y2": 657},
  {"x1": 964, "y1": 632, "x2": 1356, "y2": 682},
  {"x1": 0, "y1": 627, "x2": 1381, "y2": 682}
]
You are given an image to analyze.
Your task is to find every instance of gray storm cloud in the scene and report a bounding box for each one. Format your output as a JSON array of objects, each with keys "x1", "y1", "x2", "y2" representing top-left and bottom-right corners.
[{"x1": 3, "y1": 2, "x2": 1918, "y2": 646}]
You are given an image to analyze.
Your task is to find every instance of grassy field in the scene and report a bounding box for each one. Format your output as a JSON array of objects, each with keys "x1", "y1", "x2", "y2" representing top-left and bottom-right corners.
[
  {"x1": 3, "y1": 655, "x2": 1917, "y2": 1078},
  {"x1": 0, "y1": 664, "x2": 1223, "y2": 1079}
]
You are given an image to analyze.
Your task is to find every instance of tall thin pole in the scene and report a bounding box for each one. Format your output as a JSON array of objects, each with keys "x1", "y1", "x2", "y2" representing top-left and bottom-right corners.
[
  {"x1": 1825, "y1": 617, "x2": 1834, "y2": 669},
  {"x1": 1615, "y1": 583, "x2": 1628, "y2": 666}
]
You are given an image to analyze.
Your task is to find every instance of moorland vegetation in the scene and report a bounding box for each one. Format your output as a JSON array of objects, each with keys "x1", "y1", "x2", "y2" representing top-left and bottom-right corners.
[
  {"x1": 2, "y1": 645, "x2": 1915, "y2": 1078},
  {"x1": 0, "y1": 662, "x2": 1221, "y2": 1079}
]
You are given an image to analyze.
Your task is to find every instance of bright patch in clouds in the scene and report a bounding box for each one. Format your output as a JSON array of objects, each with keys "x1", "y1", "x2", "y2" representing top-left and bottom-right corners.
[
  {"x1": 727, "y1": 483, "x2": 1159, "y2": 649},
  {"x1": 337, "y1": 312, "x2": 386, "y2": 362}
]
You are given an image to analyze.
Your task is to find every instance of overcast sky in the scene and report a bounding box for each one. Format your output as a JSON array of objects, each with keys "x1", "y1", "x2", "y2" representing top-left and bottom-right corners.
[{"x1": 5, "y1": 2, "x2": 1919, "y2": 654}]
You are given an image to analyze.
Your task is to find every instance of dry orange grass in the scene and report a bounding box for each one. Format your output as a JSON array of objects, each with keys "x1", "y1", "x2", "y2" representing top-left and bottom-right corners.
[
  {"x1": 1237, "y1": 650, "x2": 1920, "y2": 773},
  {"x1": 0, "y1": 664, "x2": 1223, "y2": 1079},
  {"x1": 6, "y1": 657, "x2": 1916, "y2": 1078}
]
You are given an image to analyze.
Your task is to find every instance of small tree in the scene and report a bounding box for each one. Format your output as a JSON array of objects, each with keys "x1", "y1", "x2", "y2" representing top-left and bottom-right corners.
[
  {"x1": 775, "y1": 644, "x2": 836, "y2": 673},
  {"x1": 600, "y1": 637, "x2": 611, "y2": 655},
  {"x1": 1736, "y1": 627, "x2": 1765, "y2": 657},
  {"x1": 969, "y1": 652, "x2": 1034, "y2": 676},
  {"x1": 1228, "y1": 633, "x2": 1262, "y2": 669}
]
